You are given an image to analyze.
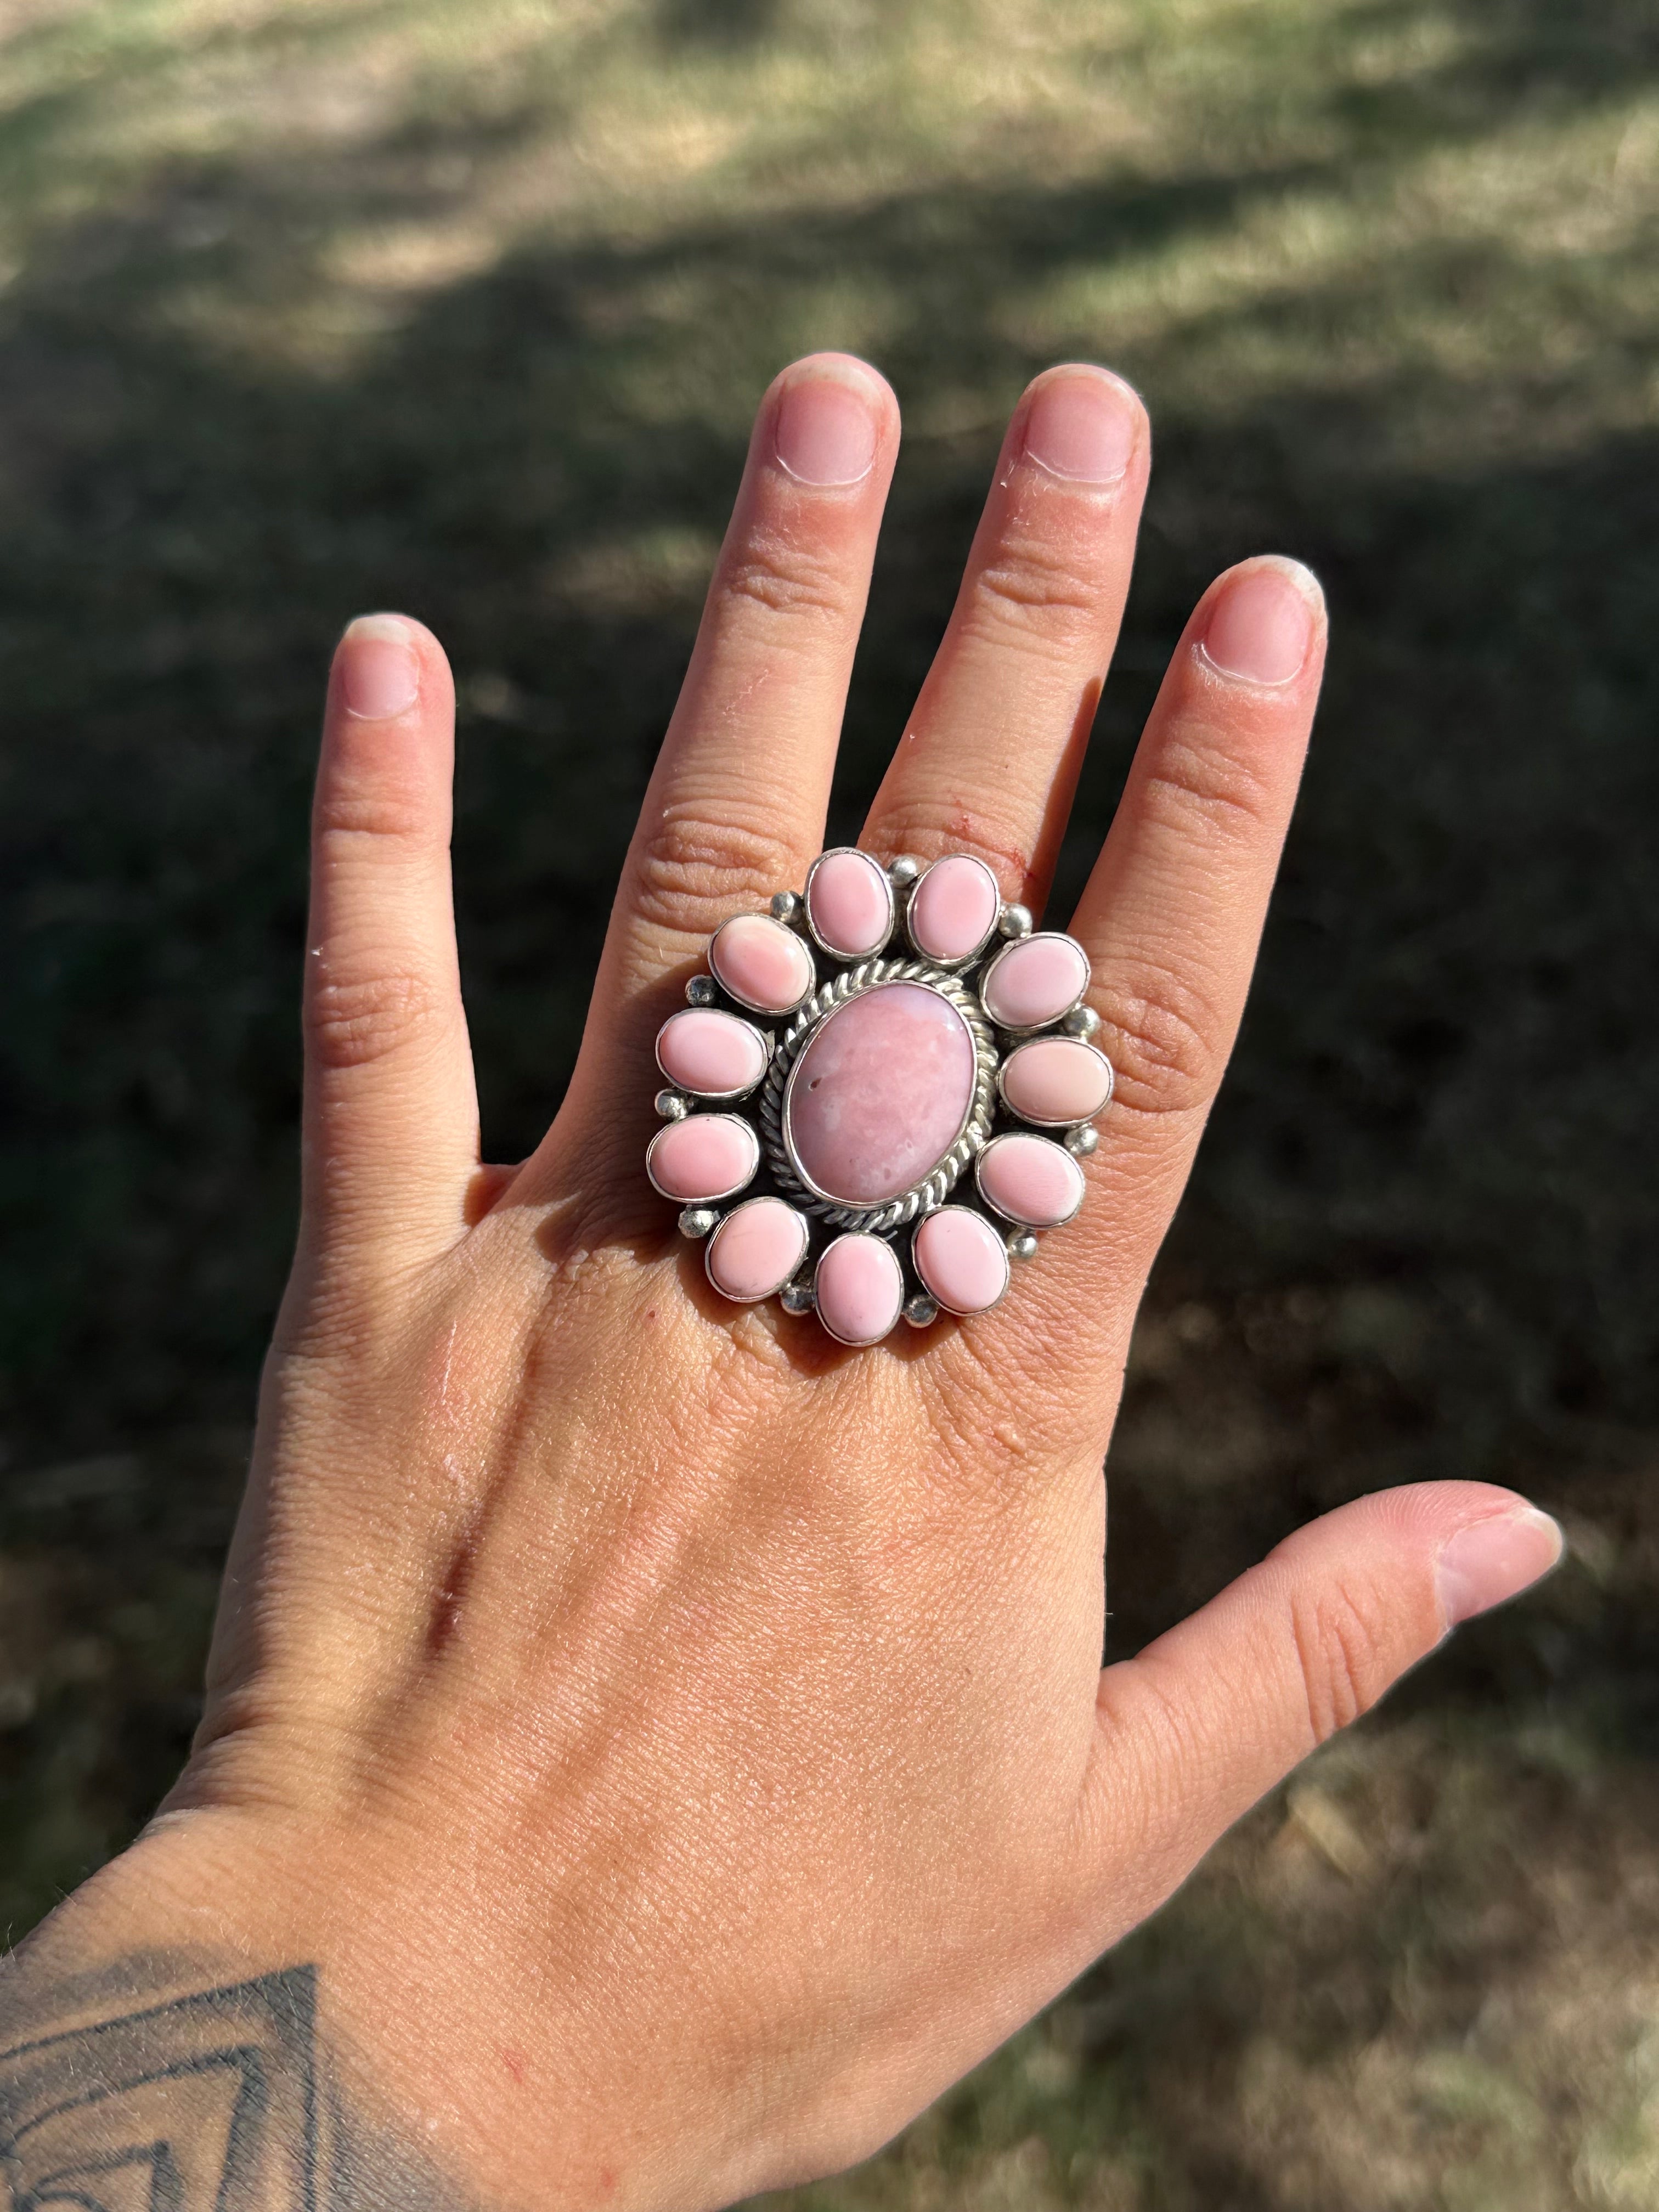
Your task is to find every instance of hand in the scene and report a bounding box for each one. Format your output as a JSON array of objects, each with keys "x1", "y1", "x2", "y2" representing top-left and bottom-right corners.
[{"x1": 12, "y1": 356, "x2": 1562, "y2": 2212}]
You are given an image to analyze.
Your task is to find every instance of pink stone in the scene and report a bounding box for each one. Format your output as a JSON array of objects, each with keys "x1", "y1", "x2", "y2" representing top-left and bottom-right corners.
[
  {"x1": 705, "y1": 1198, "x2": 809, "y2": 1302},
  {"x1": 814, "y1": 1233, "x2": 904, "y2": 1345},
  {"x1": 907, "y1": 854, "x2": 1000, "y2": 963},
  {"x1": 708, "y1": 913, "x2": 815, "y2": 1014},
  {"x1": 806, "y1": 848, "x2": 893, "y2": 957},
  {"x1": 975, "y1": 1132, "x2": 1085, "y2": 1227},
  {"x1": 646, "y1": 1114, "x2": 759, "y2": 1203},
  {"x1": 912, "y1": 1206, "x2": 1009, "y2": 1315},
  {"x1": 1000, "y1": 1036, "x2": 1113, "y2": 1125},
  {"x1": 980, "y1": 932, "x2": 1090, "y2": 1031},
  {"x1": 785, "y1": 980, "x2": 976, "y2": 1206},
  {"x1": 656, "y1": 1007, "x2": 768, "y2": 1097}
]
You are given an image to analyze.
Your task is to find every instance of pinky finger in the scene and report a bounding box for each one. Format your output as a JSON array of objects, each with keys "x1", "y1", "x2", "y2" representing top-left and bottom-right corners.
[{"x1": 299, "y1": 616, "x2": 477, "y2": 1272}]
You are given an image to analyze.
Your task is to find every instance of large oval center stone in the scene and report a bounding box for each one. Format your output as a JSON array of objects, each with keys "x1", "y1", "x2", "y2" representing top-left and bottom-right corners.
[{"x1": 785, "y1": 980, "x2": 977, "y2": 1206}]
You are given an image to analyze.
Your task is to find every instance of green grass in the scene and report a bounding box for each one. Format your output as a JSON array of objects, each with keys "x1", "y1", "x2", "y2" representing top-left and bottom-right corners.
[{"x1": 1, "y1": 1, "x2": 1657, "y2": 2202}]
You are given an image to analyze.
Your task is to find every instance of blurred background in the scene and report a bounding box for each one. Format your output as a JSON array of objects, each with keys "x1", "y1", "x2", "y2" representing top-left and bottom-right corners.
[{"x1": 1, "y1": 0, "x2": 1656, "y2": 2202}]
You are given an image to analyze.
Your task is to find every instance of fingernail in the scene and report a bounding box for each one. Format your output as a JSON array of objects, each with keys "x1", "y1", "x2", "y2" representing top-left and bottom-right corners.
[
  {"x1": 339, "y1": 614, "x2": 420, "y2": 719},
  {"x1": 1199, "y1": 558, "x2": 1323, "y2": 686},
  {"x1": 1436, "y1": 1506, "x2": 1564, "y2": 1628},
  {"x1": 1021, "y1": 368, "x2": 1141, "y2": 484},
  {"x1": 772, "y1": 363, "x2": 882, "y2": 487}
]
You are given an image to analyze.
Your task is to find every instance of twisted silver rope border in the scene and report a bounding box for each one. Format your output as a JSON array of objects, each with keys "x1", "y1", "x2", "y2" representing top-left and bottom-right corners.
[{"x1": 759, "y1": 958, "x2": 1000, "y2": 1233}]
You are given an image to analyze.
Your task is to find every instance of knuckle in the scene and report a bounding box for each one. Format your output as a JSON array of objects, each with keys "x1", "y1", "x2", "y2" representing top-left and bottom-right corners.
[
  {"x1": 717, "y1": 527, "x2": 853, "y2": 631},
  {"x1": 1139, "y1": 729, "x2": 1278, "y2": 842},
  {"x1": 1289, "y1": 1577, "x2": 1391, "y2": 1745},
  {"x1": 968, "y1": 531, "x2": 1101, "y2": 647},
  {"x1": 304, "y1": 961, "x2": 450, "y2": 1072},
  {"x1": 1097, "y1": 961, "x2": 1226, "y2": 1120},
  {"x1": 316, "y1": 785, "x2": 439, "y2": 849},
  {"x1": 630, "y1": 808, "x2": 802, "y2": 938}
]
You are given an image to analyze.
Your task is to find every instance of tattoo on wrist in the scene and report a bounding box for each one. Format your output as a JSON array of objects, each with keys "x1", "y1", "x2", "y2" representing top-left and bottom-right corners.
[{"x1": 0, "y1": 1950, "x2": 465, "y2": 2212}]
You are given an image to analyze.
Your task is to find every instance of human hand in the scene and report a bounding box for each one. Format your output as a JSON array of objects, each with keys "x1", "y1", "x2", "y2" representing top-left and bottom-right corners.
[{"x1": 9, "y1": 356, "x2": 1562, "y2": 2212}]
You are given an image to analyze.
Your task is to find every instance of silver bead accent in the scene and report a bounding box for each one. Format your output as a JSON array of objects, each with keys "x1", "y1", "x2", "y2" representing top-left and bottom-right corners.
[
  {"x1": 654, "y1": 1089, "x2": 690, "y2": 1121},
  {"x1": 998, "y1": 902, "x2": 1034, "y2": 939},
  {"x1": 1007, "y1": 1229, "x2": 1039, "y2": 1261},
  {"x1": 1064, "y1": 1123, "x2": 1099, "y2": 1157},
  {"x1": 888, "y1": 854, "x2": 923, "y2": 886},
  {"x1": 1063, "y1": 1003, "x2": 1101, "y2": 1038},
  {"x1": 903, "y1": 1292, "x2": 938, "y2": 1328},
  {"x1": 678, "y1": 1206, "x2": 719, "y2": 1239},
  {"x1": 685, "y1": 974, "x2": 717, "y2": 1007},
  {"x1": 779, "y1": 1276, "x2": 816, "y2": 1315},
  {"x1": 770, "y1": 889, "x2": 802, "y2": 923}
]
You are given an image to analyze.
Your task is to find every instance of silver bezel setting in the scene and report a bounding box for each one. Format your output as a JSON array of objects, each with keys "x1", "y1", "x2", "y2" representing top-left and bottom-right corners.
[
  {"x1": 813, "y1": 1231, "x2": 906, "y2": 1346},
  {"x1": 902, "y1": 852, "x2": 1002, "y2": 969},
  {"x1": 994, "y1": 1036, "x2": 1115, "y2": 1127},
  {"x1": 645, "y1": 1115, "x2": 760, "y2": 1205},
  {"x1": 654, "y1": 1007, "x2": 775, "y2": 1103},
  {"x1": 910, "y1": 1204, "x2": 1013, "y2": 1316},
  {"x1": 973, "y1": 1131, "x2": 1086, "y2": 1228},
  {"x1": 802, "y1": 846, "x2": 896, "y2": 961},
  {"x1": 760, "y1": 961, "x2": 998, "y2": 1233},
  {"x1": 979, "y1": 930, "x2": 1092, "y2": 1035},
  {"x1": 707, "y1": 913, "x2": 815, "y2": 1017},
  {"x1": 703, "y1": 1195, "x2": 810, "y2": 1305}
]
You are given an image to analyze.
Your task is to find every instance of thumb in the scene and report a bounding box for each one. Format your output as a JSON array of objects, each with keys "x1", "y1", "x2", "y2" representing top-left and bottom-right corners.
[{"x1": 1073, "y1": 1482, "x2": 1562, "y2": 1938}]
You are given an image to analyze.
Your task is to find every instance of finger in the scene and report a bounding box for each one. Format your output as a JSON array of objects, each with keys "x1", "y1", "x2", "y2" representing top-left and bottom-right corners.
[
  {"x1": 300, "y1": 614, "x2": 476, "y2": 1265},
  {"x1": 860, "y1": 364, "x2": 1149, "y2": 912},
  {"x1": 1069, "y1": 1485, "x2": 1564, "y2": 1940},
  {"x1": 578, "y1": 351, "x2": 896, "y2": 1044},
  {"x1": 994, "y1": 556, "x2": 1327, "y2": 1378},
  {"x1": 528, "y1": 356, "x2": 899, "y2": 1197}
]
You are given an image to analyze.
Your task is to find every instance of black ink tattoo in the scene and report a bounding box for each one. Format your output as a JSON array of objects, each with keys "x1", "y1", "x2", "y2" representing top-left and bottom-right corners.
[{"x1": 0, "y1": 1954, "x2": 465, "y2": 2212}]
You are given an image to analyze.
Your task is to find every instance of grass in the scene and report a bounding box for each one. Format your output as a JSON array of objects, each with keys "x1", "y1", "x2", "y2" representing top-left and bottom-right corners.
[{"x1": 1, "y1": 0, "x2": 1657, "y2": 2202}]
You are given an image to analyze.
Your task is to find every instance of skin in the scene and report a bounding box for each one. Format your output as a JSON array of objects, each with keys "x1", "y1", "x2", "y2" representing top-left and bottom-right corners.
[{"x1": 2, "y1": 356, "x2": 1562, "y2": 2212}]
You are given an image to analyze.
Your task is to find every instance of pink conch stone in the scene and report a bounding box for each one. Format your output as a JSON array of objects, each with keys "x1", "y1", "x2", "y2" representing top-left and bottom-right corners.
[
  {"x1": 814, "y1": 1233, "x2": 904, "y2": 1345},
  {"x1": 708, "y1": 913, "x2": 815, "y2": 1014},
  {"x1": 656, "y1": 1007, "x2": 767, "y2": 1096},
  {"x1": 912, "y1": 1206, "x2": 1009, "y2": 1315},
  {"x1": 907, "y1": 854, "x2": 1000, "y2": 962},
  {"x1": 706, "y1": 1198, "x2": 809, "y2": 1302},
  {"x1": 1000, "y1": 1036, "x2": 1113, "y2": 1125},
  {"x1": 806, "y1": 849, "x2": 892, "y2": 957},
  {"x1": 980, "y1": 933, "x2": 1089, "y2": 1030},
  {"x1": 646, "y1": 1114, "x2": 759, "y2": 1203},
  {"x1": 786, "y1": 980, "x2": 976, "y2": 1205},
  {"x1": 976, "y1": 1132, "x2": 1084, "y2": 1227}
]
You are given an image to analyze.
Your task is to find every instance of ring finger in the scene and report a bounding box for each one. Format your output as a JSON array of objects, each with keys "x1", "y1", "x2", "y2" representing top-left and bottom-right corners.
[{"x1": 859, "y1": 363, "x2": 1150, "y2": 911}]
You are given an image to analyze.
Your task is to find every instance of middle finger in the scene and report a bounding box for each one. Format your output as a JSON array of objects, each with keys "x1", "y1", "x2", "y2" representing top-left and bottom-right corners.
[{"x1": 859, "y1": 364, "x2": 1150, "y2": 912}]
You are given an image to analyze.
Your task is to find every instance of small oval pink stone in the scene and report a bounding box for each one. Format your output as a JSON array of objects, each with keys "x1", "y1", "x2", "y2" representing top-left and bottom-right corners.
[
  {"x1": 656, "y1": 1007, "x2": 768, "y2": 1097},
  {"x1": 709, "y1": 913, "x2": 815, "y2": 1014},
  {"x1": 980, "y1": 932, "x2": 1090, "y2": 1030},
  {"x1": 907, "y1": 854, "x2": 1000, "y2": 963},
  {"x1": 806, "y1": 849, "x2": 892, "y2": 957},
  {"x1": 913, "y1": 1206, "x2": 1009, "y2": 1315},
  {"x1": 977, "y1": 1132, "x2": 1084, "y2": 1227},
  {"x1": 786, "y1": 980, "x2": 976, "y2": 1205},
  {"x1": 1001, "y1": 1036, "x2": 1113, "y2": 1125},
  {"x1": 646, "y1": 1114, "x2": 759, "y2": 1203},
  {"x1": 815, "y1": 1233, "x2": 904, "y2": 1345},
  {"x1": 706, "y1": 1198, "x2": 809, "y2": 1302}
]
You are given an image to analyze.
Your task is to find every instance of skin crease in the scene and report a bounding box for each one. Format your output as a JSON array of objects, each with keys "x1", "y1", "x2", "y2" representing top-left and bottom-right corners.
[{"x1": 9, "y1": 356, "x2": 1563, "y2": 2212}]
